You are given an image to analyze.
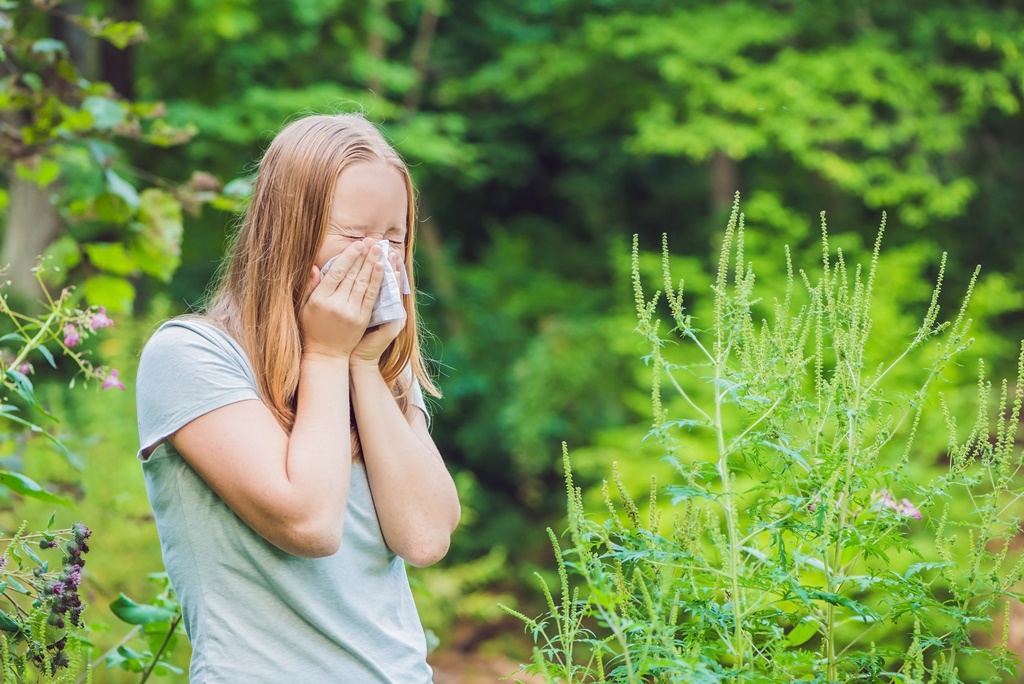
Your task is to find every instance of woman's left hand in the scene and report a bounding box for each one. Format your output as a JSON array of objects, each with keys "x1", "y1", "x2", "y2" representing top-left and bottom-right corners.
[{"x1": 350, "y1": 247, "x2": 407, "y2": 368}]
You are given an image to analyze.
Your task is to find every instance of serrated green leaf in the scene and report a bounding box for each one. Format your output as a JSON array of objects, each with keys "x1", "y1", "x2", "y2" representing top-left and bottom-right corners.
[{"x1": 110, "y1": 593, "x2": 177, "y2": 625}]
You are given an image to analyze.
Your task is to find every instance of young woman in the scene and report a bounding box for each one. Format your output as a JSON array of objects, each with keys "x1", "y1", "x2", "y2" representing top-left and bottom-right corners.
[{"x1": 135, "y1": 113, "x2": 460, "y2": 682}]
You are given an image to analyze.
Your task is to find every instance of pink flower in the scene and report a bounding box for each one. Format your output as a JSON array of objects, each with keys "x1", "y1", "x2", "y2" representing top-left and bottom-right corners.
[
  {"x1": 17, "y1": 362, "x2": 32, "y2": 375},
  {"x1": 90, "y1": 307, "x2": 114, "y2": 331},
  {"x1": 101, "y1": 369, "x2": 125, "y2": 391},
  {"x1": 898, "y1": 498, "x2": 923, "y2": 520},
  {"x1": 63, "y1": 324, "x2": 80, "y2": 348},
  {"x1": 873, "y1": 489, "x2": 922, "y2": 520}
]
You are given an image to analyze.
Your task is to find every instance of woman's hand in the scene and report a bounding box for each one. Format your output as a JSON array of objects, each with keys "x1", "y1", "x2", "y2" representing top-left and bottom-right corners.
[
  {"x1": 350, "y1": 247, "x2": 406, "y2": 368},
  {"x1": 301, "y1": 239, "x2": 385, "y2": 360}
]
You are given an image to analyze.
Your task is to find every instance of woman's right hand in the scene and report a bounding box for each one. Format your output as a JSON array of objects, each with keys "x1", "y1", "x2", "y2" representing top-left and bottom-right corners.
[{"x1": 300, "y1": 239, "x2": 385, "y2": 360}]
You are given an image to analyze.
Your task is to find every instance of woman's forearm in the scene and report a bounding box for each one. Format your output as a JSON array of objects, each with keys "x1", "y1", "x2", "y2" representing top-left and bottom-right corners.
[
  {"x1": 349, "y1": 363, "x2": 460, "y2": 567},
  {"x1": 284, "y1": 354, "x2": 354, "y2": 552}
]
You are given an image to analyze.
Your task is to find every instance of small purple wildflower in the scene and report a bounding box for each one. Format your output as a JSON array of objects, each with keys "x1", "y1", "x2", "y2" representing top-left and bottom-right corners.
[
  {"x1": 63, "y1": 324, "x2": 80, "y2": 348},
  {"x1": 90, "y1": 307, "x2": 114, "y2": 331},
  {"x1": 50, "y1": 582, "x2": 65, "y2": 596},
  {"x1": 17, "y1": 361, "x2": 32, "y2": 375},
  {"x1": 102, "y1": 368, "x2": 125, "y2": 391},
  {"x1": 65, "y1": 568, "x2": 81, "y2": 588}
]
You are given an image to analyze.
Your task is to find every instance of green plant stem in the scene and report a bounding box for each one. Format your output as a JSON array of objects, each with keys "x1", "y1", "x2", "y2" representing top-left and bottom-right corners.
[
  {"x1": 140, "y1": 614, "x2": 182, "y2": 683},
  {"x1": 8, "y1": 311, "x2": 59, "y2": 370},
  {"x1": 714, "y1": 356, "x2": 745, "y2": 673},
  {"x1": 75, "y1": 625, "x2": 140, "y2": 684}
]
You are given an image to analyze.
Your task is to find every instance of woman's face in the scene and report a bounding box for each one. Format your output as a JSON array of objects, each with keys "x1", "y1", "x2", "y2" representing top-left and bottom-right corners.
[{"x1": 315, "y1": 161, "x2": 409, "y2": 271}]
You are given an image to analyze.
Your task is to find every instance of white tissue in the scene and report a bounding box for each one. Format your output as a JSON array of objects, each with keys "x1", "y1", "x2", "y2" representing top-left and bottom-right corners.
[{"x1": 321, "y1": 240, "x2": 411, "y2": 327}]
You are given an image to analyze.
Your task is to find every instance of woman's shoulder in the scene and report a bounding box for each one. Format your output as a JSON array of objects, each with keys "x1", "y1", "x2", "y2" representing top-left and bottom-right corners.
[
  {"x1": 139, "y1": 315, "x2": 254, "y2": 381},
  {"x1": 143, "y1": 316, "x2": 242, "y2": 357}
]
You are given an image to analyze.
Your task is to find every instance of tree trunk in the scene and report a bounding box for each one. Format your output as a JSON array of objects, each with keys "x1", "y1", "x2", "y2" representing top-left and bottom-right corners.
[
  {"x1": 710, "y1": 150, "x2": 739, "y2": 212},
  {"x1": 2, "y1": 173, "x2": 62, "y2": 298},
  {"x1": 100, "y1": 0, "x2": 137, "y2": 98}
]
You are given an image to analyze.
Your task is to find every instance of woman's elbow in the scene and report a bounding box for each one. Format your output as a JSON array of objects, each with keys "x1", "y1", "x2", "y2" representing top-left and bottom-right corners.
[
  {"x1": 281, "y1": 517, "x2": 344, "y2": 558},
  {"x1": 401, "y1": 533, "x2": 451, "y2": 568}
]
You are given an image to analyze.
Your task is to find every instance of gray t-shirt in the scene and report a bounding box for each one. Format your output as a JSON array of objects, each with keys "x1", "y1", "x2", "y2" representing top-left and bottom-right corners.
[{"x1": 135, "y1": 319, "x2": 433, "y2": 683}]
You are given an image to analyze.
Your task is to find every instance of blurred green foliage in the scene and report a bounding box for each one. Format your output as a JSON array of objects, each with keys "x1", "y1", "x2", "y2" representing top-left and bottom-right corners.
[{"x1": 2, "y1": 0, "x2": 1024, "y2": 678}]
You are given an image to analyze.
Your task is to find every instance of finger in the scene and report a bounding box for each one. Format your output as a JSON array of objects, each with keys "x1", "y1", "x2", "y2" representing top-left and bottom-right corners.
[
  {"x1": 359, "y1": 260, "x2": 387, "y2": 317},
  {"x1": 342, "y1": 241, "x2": 382, "y2": 300},
  {"x1": 320, "y1": 240, "x2": 367, "y2": 293},
  {"x1": 302, "y1": 266, "x2": 320, "y2": 307}
]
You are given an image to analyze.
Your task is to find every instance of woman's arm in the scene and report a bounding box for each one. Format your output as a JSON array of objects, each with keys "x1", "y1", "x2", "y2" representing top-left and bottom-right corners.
[
  {"x1": 169, "y1": 355, "x2": 352, "y2": 558},
  {"x1": 167, "y1": 240, "x2": 385, "y2": 558},
  {"x1": 350, "y1": 363, "x2": 461, "y2": 567}
]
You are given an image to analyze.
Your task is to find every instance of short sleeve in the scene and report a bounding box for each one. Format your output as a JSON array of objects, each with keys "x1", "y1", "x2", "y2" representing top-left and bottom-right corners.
[
  {"x1": 403, "y1": 364, "x2": 430, "y2": 426},
  {"x1": 136, "y1": 320, "x2": 261, "y2": 461}
]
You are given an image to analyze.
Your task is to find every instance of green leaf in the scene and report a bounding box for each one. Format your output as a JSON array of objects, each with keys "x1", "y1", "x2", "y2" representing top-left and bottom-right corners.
[
  {"x1": 84, "y1": 242, "x2": 138, "y2": 276},
  {"x1": 0, "y1": 609, "x2": 19, "y2": 633},
  {"x1": 15, "y1": 158, "x2": 60, "y2": 188},
  {"x1": 786, "y1": 617, "x2": 820, "y2": 647},
  {"x1": 5, "y1": 577, "x2": 28, "y2": 595},
  {"x1": 31, "y1": 38, "x2": 66, "y2": 55},
  {"x1": 98, "y1": 21, "x2": 148, "y2": 49},
  {"x1": 83, "y1": 96, "x2": 126, "y2": 130},
  {"x1": 105, "y1": 169, "x2": 140, "y2": 210},
  {"x1": 82, "y1": 274, "x2": 135, "y2": 314},
  {"x1": 37, "y1": 345, "x2": 56, "y2": 370},
  {"x1": 5, "y1": 369, "x2": 36, "y2": 407},
  {"x1": 0, "y1": 411, "x2": 75, "y2": 465},
  {"x1": 0, "y1": 471, "x2": 70, "y2": 507},
  {"x1": 40, "y1": 235, "x2": 82, "y2": 285},
  {"x1": 131, "y1": 188, "x2": 183, "y2": 282},
  {"x1": 93, "y1": 192, "x2": 134, "y2": 224},
  {"x1": 109, "y1": 593, "x2": 178, "y2": 625},
  {"x1": 21, "y1": 73, "x2": 42, "y2": 91}
]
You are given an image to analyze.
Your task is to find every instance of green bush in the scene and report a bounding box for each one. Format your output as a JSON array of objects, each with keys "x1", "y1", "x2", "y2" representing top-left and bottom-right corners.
[{"x1": 509, "y1": 199, "x2": 1024, "y2": 682}]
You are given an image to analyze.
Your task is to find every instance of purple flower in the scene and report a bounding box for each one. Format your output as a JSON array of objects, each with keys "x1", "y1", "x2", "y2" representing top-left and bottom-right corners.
[
  {"x1": 90, "y1": 307, "x2": 114, "y2": 331},
  {"x1": 65, "y1": 569, "x2": 81, "y2": 588},
  {"x1": 49, "y1": 582, "x2": 65, "y2": 596},
  {"x1": 63, "y1": 324, "x2": 80, "y2": 348},
  {"x1": 102, "y1": 369, "x2": 125, "y2": 391},
  {"x1": 17, "y1": 362, "x2": 32, "y2": 375}
]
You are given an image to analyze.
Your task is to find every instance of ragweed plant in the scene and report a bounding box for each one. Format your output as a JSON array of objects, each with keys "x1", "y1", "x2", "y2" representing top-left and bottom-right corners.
[{"x1": 507, "y1": 197, "x2": 1024, "y2": 682}]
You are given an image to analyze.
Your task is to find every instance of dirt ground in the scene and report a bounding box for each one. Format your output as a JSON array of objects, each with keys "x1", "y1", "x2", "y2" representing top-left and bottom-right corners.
[{"x1": 429, "y1": 651, "x2": 545, "y2": 684}]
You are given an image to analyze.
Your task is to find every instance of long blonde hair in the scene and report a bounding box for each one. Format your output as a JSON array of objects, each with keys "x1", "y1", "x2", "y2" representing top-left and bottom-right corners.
[{"x1": 206, "y1": 113, "x2": 438, "y2": 434}]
